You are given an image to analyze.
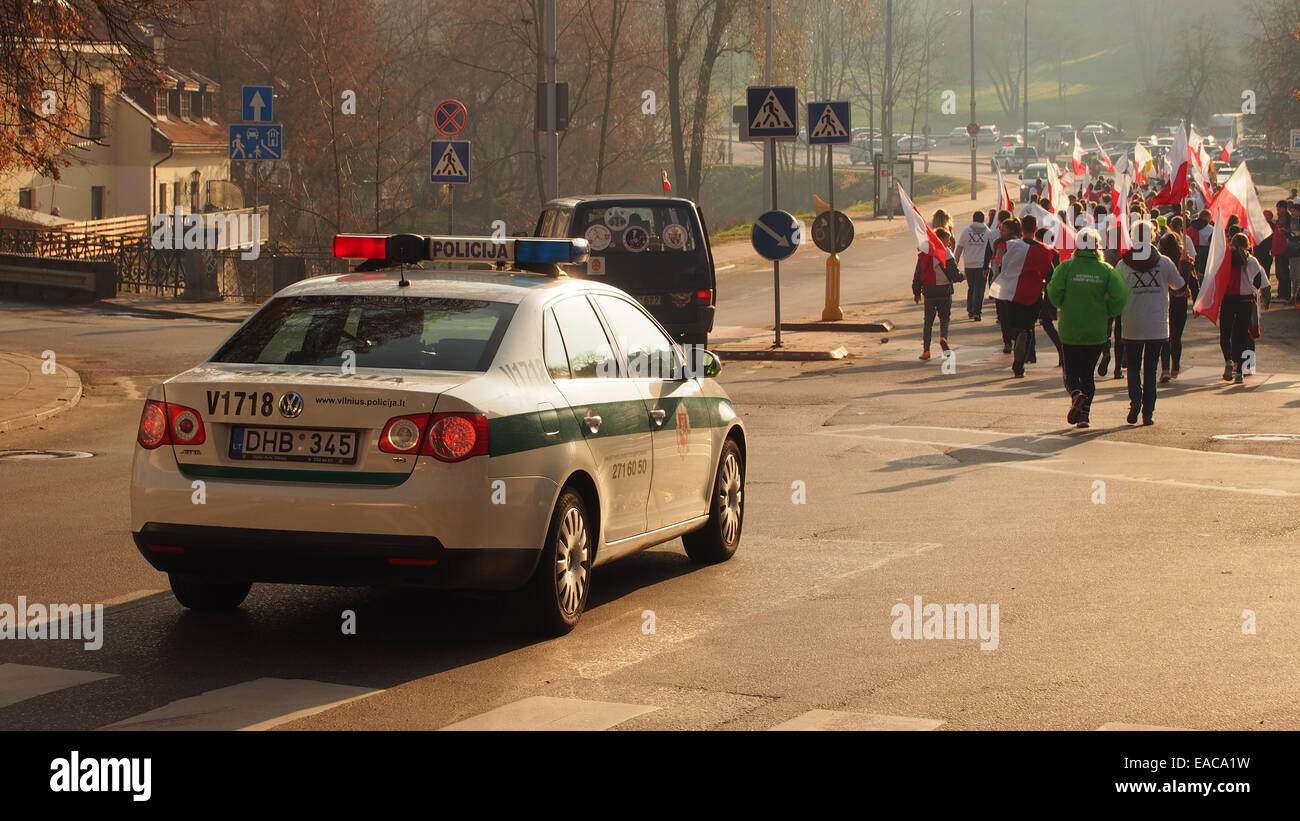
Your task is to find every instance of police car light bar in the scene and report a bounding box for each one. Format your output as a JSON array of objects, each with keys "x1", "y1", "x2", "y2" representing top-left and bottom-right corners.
[{"x1": 332, "y1": 234, "x2": 590, "y2": 266}]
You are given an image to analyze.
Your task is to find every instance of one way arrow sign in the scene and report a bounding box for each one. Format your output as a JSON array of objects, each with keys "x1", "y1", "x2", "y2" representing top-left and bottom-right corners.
[{"x1": 242, "y1": 86, "x2": 274, "y2": 123}]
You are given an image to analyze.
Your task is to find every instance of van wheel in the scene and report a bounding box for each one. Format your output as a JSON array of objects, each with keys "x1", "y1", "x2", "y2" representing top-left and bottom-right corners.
[
  {"x1": 520, "y1": 488, "x2": 592, "y2": 636},
  {"x1": 683, "y1": 439, "x2": 744, "y2": 563},
  {"x1": 169, "y1": 574, "x2": 251, "y2": 611}
]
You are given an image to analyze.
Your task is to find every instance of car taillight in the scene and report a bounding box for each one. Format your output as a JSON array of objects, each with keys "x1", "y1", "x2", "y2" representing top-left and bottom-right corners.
[
  {"x1": 137, "y1": 400, "x2": 169, "y2": 449},
  {"x1": 426, "y1": 413, "x2": 488, "y2": 462},
  {"x1": 379, "y1": 414, "x2": 428, "y2": 454},
  {"x1": 137, "y1": 400, "x2": 205, "y2": 448},
  {"x1": 695, "y1": 288, "x2": 714, "y2": 305}
]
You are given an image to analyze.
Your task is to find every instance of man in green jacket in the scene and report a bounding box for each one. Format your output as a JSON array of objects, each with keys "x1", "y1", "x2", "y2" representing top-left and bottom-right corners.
[{"x1": 1046, "y1": 228, "x2": 1129, "y2": 428}]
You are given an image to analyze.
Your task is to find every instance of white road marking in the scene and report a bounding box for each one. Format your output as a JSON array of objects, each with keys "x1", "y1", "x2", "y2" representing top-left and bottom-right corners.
[
  {"x1": 0, "y1": 663, "x2": 116, "y2": 709},
  {"x1": 1096, "y1": 722, "x2": 1191, "y2": 731},
  {"x1": 439, "y1": 695, "x2": 658, "y2": 731},
  {"x1": 101, "y1": 677, "x2": 381, "y2": 731},
  {"x1": 771, "y1": 709, "x2": 944, "y2": 731}
]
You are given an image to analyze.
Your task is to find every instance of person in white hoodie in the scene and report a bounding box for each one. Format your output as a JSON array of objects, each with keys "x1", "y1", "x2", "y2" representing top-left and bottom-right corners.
[
  {"x1": 1116, "y1": 226, "x2": 1186, "y2": 425},
  {"x1": 954, "y1": 210, "x2": 992, "y2": 321}
]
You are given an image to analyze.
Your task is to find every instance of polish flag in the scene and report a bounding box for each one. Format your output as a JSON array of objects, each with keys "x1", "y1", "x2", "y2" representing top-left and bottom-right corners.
[
  {"x1": 897, "y1": 182, "x2": 950, "y2": 265},
  {"x1": 1133, "y1": 141, "x2": 1153, "y2": 185},
  {"x1": 1111, "y1": 172, "x2": 1132, "y2": 253},
  {"x1": 661, "y1": 169, "x2": 672, "y2": 192},
  {"x1": 996, "y1": 164, "x2": 1013, "y2": 213},
  {"x1": 1220, "y1": 140, "x2": 1234, "y2": 163},
  {"x1": 1206, "y1": 162, "x2": 1272, "y2": 245},
  {"x1": 1044, "y1": 160, "x2": 1068, "y2": 213},
  {"x1": 1193, "y1": 219, "x2": 1232, "y2": 325},
  {"x1": 1092, "y1": 132, "x2": 1115, "y2": 174},
  {"x1": 1071, "y1": 134, "x2": 1087, "y2": 176},
  {"x1": 1150, "y1": 123, "x2": 1189, "y2": 206},
  {"x1": 1027, "y1": 201, "x2": 1076, "y2": 261},
  {"x1": 991, "y1": 233, "x2": 1056, "y2": 303}
]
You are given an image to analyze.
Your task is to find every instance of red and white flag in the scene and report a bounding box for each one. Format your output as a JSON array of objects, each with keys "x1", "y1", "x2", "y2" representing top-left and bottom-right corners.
[
  {"x1": 1151, "y1": 123, "x2": 1189, "y2": 206},
  {"x1": 1027, "y1": 202, "x2": 1075, "y2": 261},
  {"x1": 996, "y1": 164, "x2": 1013, "y2": 213},
  {"x1": 1133, "y1": 141, "x2": 1153, "y2": 185},
  {"x1": 1220, "y1": 140, "x2": 1233, "y2": 163},
  {"x1": 660, "y1": 169, "x2": 672, "y2": 192},
  {"x1": 1206, "y1": 162, "x2": 1272, "y2": 244},
  {"x1": 1092, "y1": 132, "x2": 1115, "y2": 174},
  {"x1": 1044, "y1": 160, "x2": 1068, "y2": 213},
  {"x1": 1111, "y1": 172, "x2": 1132, "y2": 253},
  {"x1": 897, "y1": 182, "x2": 950, "y2": 265},
  {"x1": 1193, "y1": 219, "x2": 1232, "y2": 325},
  {"x1": 991, "y1": 234, "x2": 1056, "y2": 303},
  {"x1": 1071, "y1": 133, "x2": 1087, "y2": 176}
]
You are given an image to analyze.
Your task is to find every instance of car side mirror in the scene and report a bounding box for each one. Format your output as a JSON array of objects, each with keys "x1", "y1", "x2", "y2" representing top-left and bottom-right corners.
[{"x1": 700, "y1": 349, "x2": 722, "y2": 378}]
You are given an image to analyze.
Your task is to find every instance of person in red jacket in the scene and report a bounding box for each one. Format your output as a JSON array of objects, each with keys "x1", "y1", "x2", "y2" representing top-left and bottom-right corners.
[
  {"x1": 1273, "y1": 200, "x2": 1293, "y2": 302},
  {"x1": 912, "y1": 228, "x2": 963, "y2": 360},
  {"x1": 992, "y1": 214, "x2": 1056, "y2": 377}
]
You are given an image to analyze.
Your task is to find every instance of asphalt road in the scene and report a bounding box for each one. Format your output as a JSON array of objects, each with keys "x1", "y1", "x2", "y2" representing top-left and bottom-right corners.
[{"x1": 2, "y1": 212, "x2": 1299, "y2": 731}]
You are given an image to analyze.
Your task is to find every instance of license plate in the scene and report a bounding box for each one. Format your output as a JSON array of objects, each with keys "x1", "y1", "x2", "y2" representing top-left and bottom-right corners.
[
  {"x1": 635, "y1": 294, "x2": 663, "y2": 306},
  {"x1": 229, "y1": 426, "x2": 359, "y2": 465}
]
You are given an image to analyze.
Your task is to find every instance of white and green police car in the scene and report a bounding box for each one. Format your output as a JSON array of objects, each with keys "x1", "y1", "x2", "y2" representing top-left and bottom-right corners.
[{"x1": 131, "y1": 233, "x2": 746, "y2": 634}]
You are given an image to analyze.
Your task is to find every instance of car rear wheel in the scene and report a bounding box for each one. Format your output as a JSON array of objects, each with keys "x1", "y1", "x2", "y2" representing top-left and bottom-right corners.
[
  {"x1": 520, "y1": 488, "x2": 593, "y2": 636},
  {"x1": 168, "y1": 574, "x2": 251, "y2": 611},
  {"x1": 683, "y1": 439, "x2": 744, "y2": 563}
]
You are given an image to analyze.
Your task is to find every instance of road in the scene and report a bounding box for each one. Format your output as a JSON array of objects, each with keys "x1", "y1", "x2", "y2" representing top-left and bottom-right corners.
[{"x1": 2, "y1": 201, "x2": 1299, "y2": 731}]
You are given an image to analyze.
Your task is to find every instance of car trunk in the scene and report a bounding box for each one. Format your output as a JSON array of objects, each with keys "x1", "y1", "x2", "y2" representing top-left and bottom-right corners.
[{"x1": 160, "y1": 363, "x2": 472, "y2": 485}]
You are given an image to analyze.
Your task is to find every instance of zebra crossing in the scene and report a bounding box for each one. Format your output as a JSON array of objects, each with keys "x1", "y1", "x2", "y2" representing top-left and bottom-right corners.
[{"x1": 0, "y1": 663, "x2": 1192, "y2": 730}]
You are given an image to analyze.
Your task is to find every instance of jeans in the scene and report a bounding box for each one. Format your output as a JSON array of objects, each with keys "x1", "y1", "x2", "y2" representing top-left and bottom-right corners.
[
  {"x1": 1062, "y1": 343, "x2": 1106, "y2": 414},
  {"x1": 965, "y1": 268, "x2": 985, "y2": 317},
  {"x1": 923, "y1": 293, "x2": 951, "y2": 350},
  {"x1": 1161, "y1": 296, "x2": 1188, "y2": 371},
  {"x1": 1218, "y1": 294, "x2": 1254, "y2": 366},
  {"x1": 1125, "y1": 340, "x2": 1163, "y2": 417},
  {"x1": 1275, "y1": 252, "x2": 1292, "y2": 301}
]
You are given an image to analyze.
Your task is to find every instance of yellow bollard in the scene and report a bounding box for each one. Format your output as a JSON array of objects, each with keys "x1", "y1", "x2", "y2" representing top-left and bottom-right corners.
[{"x1": 822, "y1": 253, "x2": 843, "y2": 321}]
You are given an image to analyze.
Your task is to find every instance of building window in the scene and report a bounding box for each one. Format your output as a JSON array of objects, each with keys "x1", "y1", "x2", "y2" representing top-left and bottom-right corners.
[
  {"x1": 89, "y1": 84, "x2": 105, "y2": 139},
  {"x1": 19, "y1": 189, "x2": 35, "y2": 210},
  {"x1": 190, "y1": 91, "x2": 203, "y2": 119},
  {"x1": 173, "y1": 181, "x2": 182, "y2": 212},
  {"x1": 168, "y1": 89, "x2": 180, "y2": 117},
  {"x1": 179, "y1": 90, "x2": 191, "y2": 120},
  {"x1": 158, "y1": 183, "x2": 168, "y2": 213},
  {"x1": 155, "y1": 89, "x2": 168, "y2": 118},
  {"x1": 189, "y1": 171, "x2": 201, "y2": 211},
  {"x1": 90, "y1": 186, "x2": 105, "y2": 220}
]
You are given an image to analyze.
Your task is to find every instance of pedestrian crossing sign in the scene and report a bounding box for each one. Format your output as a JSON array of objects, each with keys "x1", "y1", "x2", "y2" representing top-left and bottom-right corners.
[
  {"x1": 430, "y1": 140, "x2": 471, "y2": 184},
  {"x1": 808, "y1": 101, "x2": 850, "y2": 144},
  {"x1": 746, "y1": 86, "x2": 798, "y2": 138}
]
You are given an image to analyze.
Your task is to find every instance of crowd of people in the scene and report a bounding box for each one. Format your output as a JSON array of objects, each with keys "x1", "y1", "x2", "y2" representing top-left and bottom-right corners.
[{"x1": 911, "y1": 179, "x2": 1300, "y2": 428}]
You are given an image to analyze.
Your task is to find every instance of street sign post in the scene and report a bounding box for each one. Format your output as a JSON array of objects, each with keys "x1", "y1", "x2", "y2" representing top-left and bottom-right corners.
[
  {"x1": 747, "y1": 86, "x2": 799, "y2": 346},
  {"x1": 241, "y1": 86, "x2": 274, "y2": 123},
  {"x1": 808, "y1": 102, "x2": 851, "y2": 320},
  {"x1": 434, "y1": 100, "x2": 468, "y2": 137},
  {"x1": 229, "y1": 124, "x2": 283, "y2": 160}
]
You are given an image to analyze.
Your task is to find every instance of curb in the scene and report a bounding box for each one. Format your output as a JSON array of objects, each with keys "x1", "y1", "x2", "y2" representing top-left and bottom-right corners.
[
  {"x1": 716, "y1": 346, "x2": 849, "y2": 362},
  {"x1": 0, "y1": 352, "x2": 84, "y2": 435},
  {"x1": 780, "y1": 320, "x2": 895, "y2": 333},
  {"x1": 94, "y1": 300, "x2": 249, "y2": 323}
]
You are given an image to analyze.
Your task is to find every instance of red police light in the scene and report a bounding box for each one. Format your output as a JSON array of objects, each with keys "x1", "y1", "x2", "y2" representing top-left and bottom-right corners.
[{"x1": 332, "y1": 234, "x2": 390, "y2": 259}]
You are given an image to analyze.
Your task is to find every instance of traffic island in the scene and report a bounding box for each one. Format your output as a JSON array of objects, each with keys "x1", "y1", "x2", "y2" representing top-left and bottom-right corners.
[
  {"x1": 780, "y1": 319, "x2": 895, "y2": 333},
  {"x1": 0, "y1": 351, "x2": 83, "y2": 435}
]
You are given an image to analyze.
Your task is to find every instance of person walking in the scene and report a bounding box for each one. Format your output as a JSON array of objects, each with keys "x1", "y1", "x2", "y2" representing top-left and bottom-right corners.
[
  {"x1": 1217, "y1": 232, "x2": 1266, "y2": 384},
  {"x1": 1270, "y1": 200, "x2": 1291, "y2": 303},
  {"x1": 993, "y1": 214, "x2": 1056, "y2": 378},
  {"x1": 1160, "y1": 215, "x2": 1195, "y2": 382},
  {"x1": 989, "y1": 218, "x2": 1022, "y2": 353},
  {"x1": 1116, "y1": 227, "x2": 1186, "y2": 425},
  {"x1": 1046, "y1": 228, "x2": 1129, "y2": 428},
  {"x1": 1034, "y1": 227, "x2": 1065, "y2": 367},
  {"x1": 956, "y1": 211, "x2": 992, "y2": 321},
  {"x1": 912, "y1": 228, "x2": 962, "y2": 360}
]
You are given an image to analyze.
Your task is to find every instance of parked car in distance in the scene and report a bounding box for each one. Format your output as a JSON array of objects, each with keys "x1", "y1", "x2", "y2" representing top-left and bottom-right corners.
[
  {"x1": 993, "y1": 145, "x2": 1039, "y2": 173},
  {"x1": 948, "y1": 126, "x2": 969, "y2": 145},
  {"x1": 978, "y1": 124, "x2": 1000, "y2": 144}
]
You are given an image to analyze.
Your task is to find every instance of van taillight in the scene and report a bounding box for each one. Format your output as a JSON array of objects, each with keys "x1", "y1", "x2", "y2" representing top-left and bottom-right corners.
[{"x1": 695, "y1": 288, "x2": 714, "y2": 305}]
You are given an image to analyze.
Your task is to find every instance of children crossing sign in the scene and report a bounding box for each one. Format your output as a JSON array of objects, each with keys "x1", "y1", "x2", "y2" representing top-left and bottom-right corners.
[
  {"x1": 808, "y1": 101, "x2": 850, "y2": 144},
  {"x1": 430, "y1": 140, "x2": 471, "y2": 184},
  {"x1": 746, "y1": 86, "x2": 798, "y2": 138}
]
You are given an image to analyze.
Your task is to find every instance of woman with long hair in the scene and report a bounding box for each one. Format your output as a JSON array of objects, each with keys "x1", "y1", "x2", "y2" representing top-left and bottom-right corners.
[
  {"x1": 1159, "y1": 215, "x2": 1194, "y2": 382},
  {"x1": 1218, "y1": 232, "x2": 1266, "y2": 385}
]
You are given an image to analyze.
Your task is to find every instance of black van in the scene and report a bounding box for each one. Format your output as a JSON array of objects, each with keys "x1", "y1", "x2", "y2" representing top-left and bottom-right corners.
[{"x1": 534, "y1": 195, "x2": 716, "y2": 346}]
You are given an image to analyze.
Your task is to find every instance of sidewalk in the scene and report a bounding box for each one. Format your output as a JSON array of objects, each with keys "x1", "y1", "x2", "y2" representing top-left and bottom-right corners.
[
  {"x1": 0, "y1": 351, "x2": 83, "y2": 435},
  {"x1": 98, "y1": 294, "x2": 260, "y2": 323}
]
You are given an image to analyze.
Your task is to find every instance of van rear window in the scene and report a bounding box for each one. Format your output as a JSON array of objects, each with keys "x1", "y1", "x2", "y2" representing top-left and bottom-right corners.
[{"x1": 574, "y1": 204, "x2": 699, "y2": 255}]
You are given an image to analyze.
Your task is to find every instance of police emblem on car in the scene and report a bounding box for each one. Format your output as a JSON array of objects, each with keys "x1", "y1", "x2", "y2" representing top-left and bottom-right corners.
[{"x1": 129, "y1": 232, "x2": 746, "y2": 637}]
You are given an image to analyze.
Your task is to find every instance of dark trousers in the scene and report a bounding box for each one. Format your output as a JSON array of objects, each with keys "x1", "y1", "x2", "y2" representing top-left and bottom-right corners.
[
  {"x1": 1125, "y1": 340, "x2": 1163, "y2": 417},
  {"x1": 965, "y1": 269, "x2": 985, "y2": 317},
  {"x1": 922, "y1": 293, "x2": 951, "y2": 350},
  {"x1": 1277, "y1": 252, "x2": 1293, "y2": 301},
  {"x1": 1161, "y1": 296, "x2": 1188, "y2": 371},
  {"x1": 1008, "y1": 300, "x2": 1040, "y2": 375},
  {"x1": 995, "y1": 299, "x2": 1013, "y2": 346},
  {"x1": 1039, "y1": 310, "x2": 1063, "y2": 361},
  {"x1": 1062, "y1": 343, "x2": 1106, "y2": 413},
  {"x1": 1218, "y1": 294, "x2": 1255, "y2": 366},
  {"x1": 1106, "y1": 316, "x2": 1125, "y2": 371}
]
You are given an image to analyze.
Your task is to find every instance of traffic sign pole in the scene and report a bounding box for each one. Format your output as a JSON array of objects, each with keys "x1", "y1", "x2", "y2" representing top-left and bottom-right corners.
[
  {"x1": 823, "y1": 143, "x2": 842, "y2": 321},
  {"x1": 771, "y1": 137, "x2": 782, "y2": 347}
]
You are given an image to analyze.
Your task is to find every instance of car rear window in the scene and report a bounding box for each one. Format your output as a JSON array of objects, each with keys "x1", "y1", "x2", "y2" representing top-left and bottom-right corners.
[
  {"x1": 211, "y1": 295, "x2": 516, "y2": 371},
  {"x1": 573, "y1": 204, "x2": 699, "y2": 255}
]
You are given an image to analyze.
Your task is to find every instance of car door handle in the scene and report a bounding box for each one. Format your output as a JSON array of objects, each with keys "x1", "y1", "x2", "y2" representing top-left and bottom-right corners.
[
  {"x1": 583, "y1": 412, "x2": 602, "y2": 433},
  {"x1": 649, "y1": 408, "x2": 667, "y2": 426}
]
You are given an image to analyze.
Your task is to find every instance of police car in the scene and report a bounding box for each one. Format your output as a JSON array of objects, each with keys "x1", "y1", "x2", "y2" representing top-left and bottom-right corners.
[{"x1": 130, "y1": 233, "x2": 746, "y2": 635}]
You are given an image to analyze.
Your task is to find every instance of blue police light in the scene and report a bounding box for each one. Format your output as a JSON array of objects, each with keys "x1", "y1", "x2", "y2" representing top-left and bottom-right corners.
[{"x1": 514, "y1": 238, "x2": 590, "y2": 265}]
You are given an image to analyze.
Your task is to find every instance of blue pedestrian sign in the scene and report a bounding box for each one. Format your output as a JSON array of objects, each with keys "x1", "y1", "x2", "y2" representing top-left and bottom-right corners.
[
  {"x1": 808, "y1": 101, "x2": 851, "y2": 144},
  {"x1": 746, "y1": 86, "x2": 798, "y2": 138},
  {"x1": 430, "y1": 140, "x2": 471, "y2": 184},
  {"x1": 241, "y1": 86, "x2": 274, "y2": 123},
  {"x1": 229, "y1": 124, "x2": 283, "y2": 160},
  {"x1": 751, "y1": 210, "x2": 801, "y2": 261}
]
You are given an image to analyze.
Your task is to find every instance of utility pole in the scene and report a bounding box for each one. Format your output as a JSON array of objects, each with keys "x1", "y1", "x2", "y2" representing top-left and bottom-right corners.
[
  {"x1": 763, "y1": 0, "x2": 773, "y2": 212},
  {"x1": 1022, "y1": 0, "x2": 1029, "y2": 154},
  {"x1": 544, "y1": 0, "x2": 559, "y2": 201},
  {"x1": 969, "y1": 0, "x2": 976, "y2": 201},
  {"x1": 883, "y1": 0, "x2": 893, "y2": 219}
]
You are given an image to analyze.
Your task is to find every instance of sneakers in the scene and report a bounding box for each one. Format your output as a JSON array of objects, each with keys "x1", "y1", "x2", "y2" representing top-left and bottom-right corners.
[
  {"x1": 972, "y1": 316, "x2": 982, "y2": 322},
  {"x1": 1222, "y1": 362, "x2": 1234, "y2": 381},
  {"x1": 1127, "y1": 404, "x2": 1140, "y2": 425},
  {"x1": 1076, "y1": 415, "x2": 1091, "y2": 428},
  {"x1": 939, "y1": 337, "x2": 950, "y2": 353},
  {"x1": 1159, "y1": 370, "x2": 1171, "y2": 384},
  {"x1": 1067, "y1": 391, "x2": 1086, "y2": 425},
  {"x1": 1234, "y1": 369, "x2": 1244, "y2": 384},
  {"x1": 1171, "y1": 367, "x2": 1180, "y2": 378},
  {"x1": 1002, "y1": 343, "x2": 1012, "y2": 354},
  {"x1": 1098, "y1": 351, "x2": 1111, "y2": 376},
  {"x1": 1142, "y1": 416, "x2": 1154, "y2": 426},
  {"x1": 919, "y1": 350, "x2": 932, "y2": 360}
]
